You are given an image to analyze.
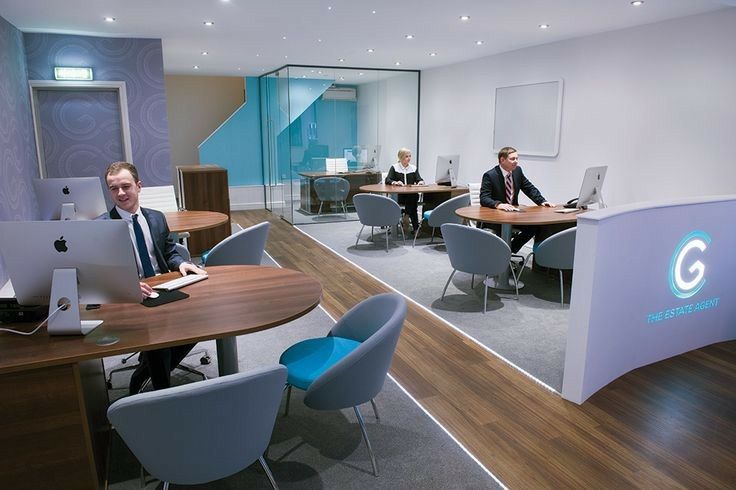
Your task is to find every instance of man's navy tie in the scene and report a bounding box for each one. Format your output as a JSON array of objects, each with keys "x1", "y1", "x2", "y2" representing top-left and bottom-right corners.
[{"x1": 132, "y1": 214, "x2": 155, "y2": 278}]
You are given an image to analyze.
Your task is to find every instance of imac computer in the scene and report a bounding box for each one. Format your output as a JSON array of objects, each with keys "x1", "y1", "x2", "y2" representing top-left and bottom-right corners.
[
  {"x1": 575, "y1": 165, "x2": 608, "y2": 209},
  {"x1": 352, "y1": 145, "x2": 381, "y2": 170},
  {"x1": 435, "y1": 155, "x2": 460, "y2": 187},
  {"x1": 0, "y1": 220, "x2": 141, "y2": 335},
  {"x1": 34, "y1": 177, "x2": 108, "y2": 220}
]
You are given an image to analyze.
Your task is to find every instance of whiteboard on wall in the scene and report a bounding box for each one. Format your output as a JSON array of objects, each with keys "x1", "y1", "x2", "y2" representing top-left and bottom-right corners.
[{"x1": 492, "y1": 79, "x2": 563, "y2": 157}]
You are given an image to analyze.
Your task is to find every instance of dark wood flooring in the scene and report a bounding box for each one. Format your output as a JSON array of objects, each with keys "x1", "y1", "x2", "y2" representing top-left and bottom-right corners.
[{"x1": 233, "y1": 209, "x2": 736, "y2": 488}]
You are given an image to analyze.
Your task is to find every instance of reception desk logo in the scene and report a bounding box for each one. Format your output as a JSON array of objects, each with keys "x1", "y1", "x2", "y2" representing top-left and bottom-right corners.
[{"x1": 669, "y1": 231, "x2": 710, "y2": 299}]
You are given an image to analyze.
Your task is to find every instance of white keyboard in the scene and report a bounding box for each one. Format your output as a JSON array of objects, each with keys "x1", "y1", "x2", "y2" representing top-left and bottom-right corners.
[
  {"x1": 554, "y1": 208, "x2": 581, "y2": 214},
  {"x1": 154, "y1": 274, "x2": 208, "y2": 291}
]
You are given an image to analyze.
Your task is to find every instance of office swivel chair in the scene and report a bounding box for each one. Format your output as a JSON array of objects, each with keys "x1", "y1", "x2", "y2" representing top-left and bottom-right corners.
[
  {"x1": 105, "y1": 243, "x2": 210, "y2": 390},
  {"x1": 314, "y1": 176, "x2": 350, "y2": 217},
  {"x1": 518, "y1": 227, "x2": 577, "y2": 307},
  {"x1": 353, "y1": 193, "x2": 405, "y2": 252}
]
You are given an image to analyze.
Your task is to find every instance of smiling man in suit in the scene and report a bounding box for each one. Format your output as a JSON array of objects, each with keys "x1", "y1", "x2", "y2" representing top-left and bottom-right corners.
[
  {"x1": 104, "y1": 161, "x2": 206, "y2": 394},
  {"x1": 479, "y1": 147, "x2": 554, "y2": 253}
]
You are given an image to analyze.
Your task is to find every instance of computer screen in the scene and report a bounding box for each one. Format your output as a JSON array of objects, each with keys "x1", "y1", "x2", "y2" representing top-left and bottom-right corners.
[
  {"x1": 0, "y1": 220, "x2": 141, "y2": 335},
  {"x1": 577, "y1": 165, "x2": 608, "y2": 208},
  {"x1": 34, "y1": 177, "x2": 108, "y2": 220},
  {"x1": 435, "y1": 155, "x2": 460, "y2": 186}
]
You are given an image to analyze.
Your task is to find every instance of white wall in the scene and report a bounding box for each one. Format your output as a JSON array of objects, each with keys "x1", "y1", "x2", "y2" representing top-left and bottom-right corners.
[
  {"x1": 357, "y1": 72, "x2": 419, "y2": 171},
  {"x1": 419, "y1": 9, "x2": 736, "y2": 207}
]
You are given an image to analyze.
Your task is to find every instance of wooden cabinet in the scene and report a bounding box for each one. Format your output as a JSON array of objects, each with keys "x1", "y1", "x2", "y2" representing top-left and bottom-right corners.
[{"x1": 177, "y1": 165, "x2": 231, "y2": 255}]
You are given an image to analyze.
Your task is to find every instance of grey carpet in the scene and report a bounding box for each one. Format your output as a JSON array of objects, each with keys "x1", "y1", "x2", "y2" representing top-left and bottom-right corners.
[
  {"x1": 296, "y1": 221, "x2": 570, "y2": 392},
  {"x1": 104, "y1": 254, "x2": 500, "y2": 489}
]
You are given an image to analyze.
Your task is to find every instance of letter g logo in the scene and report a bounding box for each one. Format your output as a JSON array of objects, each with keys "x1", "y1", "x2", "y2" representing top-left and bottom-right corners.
[{"x1": 669, "y1": 231, "x2": 710, "y2": 299}]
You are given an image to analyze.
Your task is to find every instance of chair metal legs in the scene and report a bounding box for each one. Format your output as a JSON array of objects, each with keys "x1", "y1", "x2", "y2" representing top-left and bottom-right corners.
[
  {"x1": 559, "y1": 269, "x2": 565, "y2": 307},
  {"x1": 259, "y1": 455, "x2": 279, "y2": 490},
  {"x1": 317, "y1": 202, "x2": 324, "y2": 216},
  {"x1": 483, "y1": 275, "x2": 488, "y2": 314},
  {"x1": 370, "y1": 398, "x2": 380, "y2": 421},
  {"x1": 354, "y1": 405, "x2": 379, "y2": 477},
  {"x1": 283, "y1": 384, "x2": 292, "y2": 416},
  {"x1": 441, "y1": 269, "x2": 457, "y2": 301},
  {"x1": 355, "y1": 225, "x2": 365, "y2": 247}
]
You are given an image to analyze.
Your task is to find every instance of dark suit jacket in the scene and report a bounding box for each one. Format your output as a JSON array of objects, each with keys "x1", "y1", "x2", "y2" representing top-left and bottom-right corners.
[
  {"x1": 108, "y1": 207, "x2": 185, "y2": 274},
  {"x1": 479, "y1": 165, "x2": 546, "y2": 209}
]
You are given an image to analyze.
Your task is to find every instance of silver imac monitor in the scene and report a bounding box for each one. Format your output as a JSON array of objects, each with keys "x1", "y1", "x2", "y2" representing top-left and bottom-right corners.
[
  {"x1": 33, "y1": 177, "x2": 108, "y2": 220},
  {"x1": 355, "y1": 145, "x2": 380, "y2": 170},
  {"x1": 0, "y1": 220, "x2": 141, "y2": 335},
  {"x1": 576, "y1": 165, "x2": 608, "y2": 208},
  {"x1": 435, "y1": 155, "x2": 460, "y2": 187}
]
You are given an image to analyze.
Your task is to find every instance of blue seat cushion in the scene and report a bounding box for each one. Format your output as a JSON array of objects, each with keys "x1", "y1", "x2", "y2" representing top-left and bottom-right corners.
[
  {"x1": 279, "y1": 336, "x2": 361, "y2": 390},
  {"x1": 423, "y1": 210, "x2": 433, "y2": 220}
]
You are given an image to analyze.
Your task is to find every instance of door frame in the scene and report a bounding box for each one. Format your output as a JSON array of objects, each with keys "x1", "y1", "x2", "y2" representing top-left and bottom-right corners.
[{"x1": 28, "y1": 80, "x2": 134, "y2": 178}]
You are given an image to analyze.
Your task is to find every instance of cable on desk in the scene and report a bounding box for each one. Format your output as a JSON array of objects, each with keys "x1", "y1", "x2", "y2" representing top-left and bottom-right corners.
[{"x1": 0, "y1": 304, "x2": 66, "y2": 336}]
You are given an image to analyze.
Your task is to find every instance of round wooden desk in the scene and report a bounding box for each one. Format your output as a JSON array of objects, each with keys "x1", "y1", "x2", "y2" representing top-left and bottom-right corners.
[
  {"x1": 0, "y1": 265, "x2": 322, "y2": 488},
  {"x1": 359, "y1": 183, "x2": 468, "y2": 194},
  {"x1": 455, "y1": 205, "x2": 581, "y2": 290},
  {"x1": 164, "y1": 210, "x2": 229, "y2": 234}
]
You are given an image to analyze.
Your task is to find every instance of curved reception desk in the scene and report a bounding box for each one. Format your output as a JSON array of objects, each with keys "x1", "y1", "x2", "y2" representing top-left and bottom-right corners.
[{"x1": 562, "y1": 196, "x2": 736, "y2": 404}]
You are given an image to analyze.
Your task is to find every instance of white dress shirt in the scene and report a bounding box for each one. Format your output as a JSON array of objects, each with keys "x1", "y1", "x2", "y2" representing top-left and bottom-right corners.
[{"x1": 115, "y1": 205, "x2": 161, "y2": 278}]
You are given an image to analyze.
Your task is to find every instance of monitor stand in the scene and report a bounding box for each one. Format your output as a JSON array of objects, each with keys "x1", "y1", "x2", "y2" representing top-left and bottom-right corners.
[
  {"x1": 60, "y1": 202, "x2": 77, "y2": 221},
  {"x1": 48, "y1": 268, "x2": 103, "y2": 335}
]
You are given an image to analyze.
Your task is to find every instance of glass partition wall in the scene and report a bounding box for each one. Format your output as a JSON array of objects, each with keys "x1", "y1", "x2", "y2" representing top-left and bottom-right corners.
[{"x1": 260, "y1": 66, "x2": 419, "y2": 225}]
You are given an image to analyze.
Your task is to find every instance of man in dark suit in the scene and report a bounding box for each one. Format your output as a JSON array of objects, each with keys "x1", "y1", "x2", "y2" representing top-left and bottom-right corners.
[
  {"x1": 480, "y1": 146, "x2": 554, "y2": 253},
  {"x1": 104, "y1": 161, "x2": 206, "y2": 394}
]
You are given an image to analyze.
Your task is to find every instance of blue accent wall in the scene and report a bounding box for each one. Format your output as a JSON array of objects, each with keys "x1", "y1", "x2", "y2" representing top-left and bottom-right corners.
[
  {"x1": 199, "y1": 77, "x2": 263, "y2": 186},
  {"x1": 0, "y1": 14, "x2": 39, "y2": 284},
  {"x1": 24, "y1": 33, "x2": 172, "y2": 186}
]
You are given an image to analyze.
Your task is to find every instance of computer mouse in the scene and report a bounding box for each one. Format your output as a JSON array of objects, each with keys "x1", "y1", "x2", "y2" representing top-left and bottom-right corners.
[{"x1": 149, "y1": 291, "x2": 160, "y2": 299}]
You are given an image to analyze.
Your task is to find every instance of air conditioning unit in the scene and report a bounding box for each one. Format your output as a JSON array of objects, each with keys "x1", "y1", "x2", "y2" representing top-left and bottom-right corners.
[{"x1": 322, "y1": 86, "x2": 356, "y2": 101}]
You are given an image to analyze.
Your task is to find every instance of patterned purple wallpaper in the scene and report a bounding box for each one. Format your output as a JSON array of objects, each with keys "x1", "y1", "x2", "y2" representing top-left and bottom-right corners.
[
  {"x1": 24, "y1": 33, "x2": 172, "y2": 186},
  {"x1": 0, "y1": 15, "x2": 39, "y2": 286}
]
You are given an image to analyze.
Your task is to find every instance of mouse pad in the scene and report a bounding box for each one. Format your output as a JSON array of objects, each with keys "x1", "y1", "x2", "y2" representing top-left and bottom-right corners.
[{"x1": 142, "y1": 289, "x2": 189, "y2": 307}]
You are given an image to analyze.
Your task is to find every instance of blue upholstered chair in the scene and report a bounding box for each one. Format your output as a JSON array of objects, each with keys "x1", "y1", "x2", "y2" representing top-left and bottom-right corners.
[
  {"x1": 278, "y1": 293, "x2": 408, "y2": 476},
  {"x1": 314, "y1": 176, "x2": 350, "y2": 217},
  {"x1": 413, "y1": 193, "x2": 470, "y2": 247},
  {"x1": 353, "y1": 193, "x2": 405, "y2": 252},
  {"x1": 107, "y1": 365, "x2": 287, "y2": 489},
  {"x1": 203, "y1": 221, "x2": 270, "y2": 266},
  {"x1": 519, "y1": 227, "x2": 577, "y2": 307},
  {"x1": 440, "y1": 223, "x2": 519, "y2": 313}
]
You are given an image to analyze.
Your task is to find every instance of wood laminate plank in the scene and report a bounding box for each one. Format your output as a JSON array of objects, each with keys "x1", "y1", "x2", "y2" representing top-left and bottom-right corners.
[{"x1": 233, "y1": 209, "x2": 736, "y2": 487}]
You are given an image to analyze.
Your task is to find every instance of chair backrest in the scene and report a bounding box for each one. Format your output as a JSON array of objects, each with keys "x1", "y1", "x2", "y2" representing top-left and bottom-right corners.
[
  {"x1": 353, "y1": 193, "x2": 401, "y2": 227},
  {"x1": 203, "y1": 221, "x2": 270, "y2": 266},
  {"x1": 314, "y1": 177, "x2": 350, "y2": 202},
  {"x1": 139, "y1": 185, "x2": 179, "y2": 212},
  {"x1": 107, "y1": 365, "x2": 287, "y2": 485},
  {"x1": 304, "y1": 293, "x2": 407, "y2": 410},
  {"x1": 534, "y1": 227, "x2": 577, "y2": 270},
  {"x1": 427, "y1": 193, "x2": 471, "y2": 228},
  {"x1": 174, "y1": 243, "x2": 191, "y2": 262},
  {"x1": 468, "y1": 183, "x2": 481, "y2": 206},
  {"x1": 441, "y1": 223, "x2": 511, "y2": 276}
]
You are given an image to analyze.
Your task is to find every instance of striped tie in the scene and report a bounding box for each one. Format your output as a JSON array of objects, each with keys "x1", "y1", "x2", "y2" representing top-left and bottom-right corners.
[{"x1": 505, "y1": 173, "x2": 513, "y2": 204}]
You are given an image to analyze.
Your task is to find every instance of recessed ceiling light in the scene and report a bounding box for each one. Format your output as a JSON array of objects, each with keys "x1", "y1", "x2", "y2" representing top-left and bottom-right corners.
[
  {"x1": 475, "y1": 40, "x2": 484, "y2": 45},
  {"x1": 631, "y1": 0, "x2": 644, "y2": 5},
  {"x1": 429, "y1": 52, "x2": 437, "y2": 57},
  {"x1": 405, "y1": 34, "x2": 414, "y2": 40},
  {"x1": 359, "y1": 72, "x2": 364, "y2": 76},
  {"x1": 459, "y1": 15, "x2": 470, "y2": 21},
  {"x1": 256, "y1": 53, "x2": 261, "y2": 57},
  {"x1": 395, "y1": 61, "x2": 401, "y2": 66},
  {"x1": 317, "y1": 38, "x2": 322, "y2": 43},
  {"x1": 282, "y1": 36, "x2": 287, "y2": 40},
  {"x1": 340, "y1": 76, "x2": 345, "y2": 80},
  {"x1": 193, "y1": 65, "x2": 199, "y2": 70},
  {"x1": 284, "y1": 55, "x2": 288, "y2": 59},
  {"x1": 327, "y1": 6, "x2": 333, "y2": 10},
  {"x1": 302, "y1": 75, "x2": 306, "y2": 78},
  {"x1": 203, "y1": 21, "x2": 214, "y2": 26},
  {"x1": 367, "y1": 48, "x2": 375, "y2": 53},
  {"x1": 371, "y1": 10, "x2": 376, "y2": 14},
  {"x1": 104, "y1": 17, "x2": 116, "y2": 23},
  {"x1": 338, "y1": 58, "x2": 345, "y2": 62},
  {"x1": 538, "y1": 24, "x2": 550, "y2": 29},
  {"x1": 318, "y1": 70, "x2": 323, "y2": 74},
  {"x1": 311, "y1": 70, "x2": 315, "y2": 73},
  {"x1": 201, "y1": 51, "x2": 208, "y2": 56},
  {"x1": 237, "y1": 67, "x2": 241, "y2": 71},
  {"x1": 221, "y1": 0, "x2": 230, "y2": 2}
]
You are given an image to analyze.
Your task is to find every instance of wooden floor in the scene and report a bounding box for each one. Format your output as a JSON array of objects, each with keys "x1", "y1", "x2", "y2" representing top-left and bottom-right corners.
[{"x1": 233, "y1": 210, "x2": 736, "y2": 488}]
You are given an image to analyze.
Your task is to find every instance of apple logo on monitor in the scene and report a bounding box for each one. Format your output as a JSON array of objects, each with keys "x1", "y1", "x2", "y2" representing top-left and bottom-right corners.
[
  {"x1": 62, "y1": 186, "x2": 70, "y2": 195},
  {"x1": 54, "y1": 236, "x2": 68, "y2": 253}
]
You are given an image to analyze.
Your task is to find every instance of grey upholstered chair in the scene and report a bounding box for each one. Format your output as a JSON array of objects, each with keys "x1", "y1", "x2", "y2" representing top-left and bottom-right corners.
[
  {"x1": 519, "y1": 227, "x2": 576, "y2": 307},
  {"x1": 107, "y1": 365, "x2": 287, "y2": 489},
  {"x1": 353, "y1": 193, "x2": 405, "y2": 252},
  {"x1": 413, "y1": 193, "x2": 470, "y2": 247},
  {"x1": 203, "y1": 221, "x2": 270, "y2": 266},
  {"x1": 314, "y1": 176, "x2": 350, "y2": 217},
  {"x1": 279, "y1": 293, "x2": 408, "y2": 476},
  {"x1": 440, "y1": 223, "x2": 519, "y2": 313}
]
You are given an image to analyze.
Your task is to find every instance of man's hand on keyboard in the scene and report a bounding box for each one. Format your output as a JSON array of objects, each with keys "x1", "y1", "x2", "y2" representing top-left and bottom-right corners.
[{"x1": 179, "y1": 262, "x2": 207, "y2": 276}]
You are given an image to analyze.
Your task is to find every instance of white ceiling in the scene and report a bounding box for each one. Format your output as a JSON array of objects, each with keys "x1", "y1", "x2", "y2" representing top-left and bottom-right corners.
[{"x1": 0, "y1": 0, "x2": 731, "y2": 77}]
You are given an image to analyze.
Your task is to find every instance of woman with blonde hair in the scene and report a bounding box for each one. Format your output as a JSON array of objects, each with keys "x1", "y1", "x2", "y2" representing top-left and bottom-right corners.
[{"x1": 385, "y1": 148, "x2": 424, "y2": 233}]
